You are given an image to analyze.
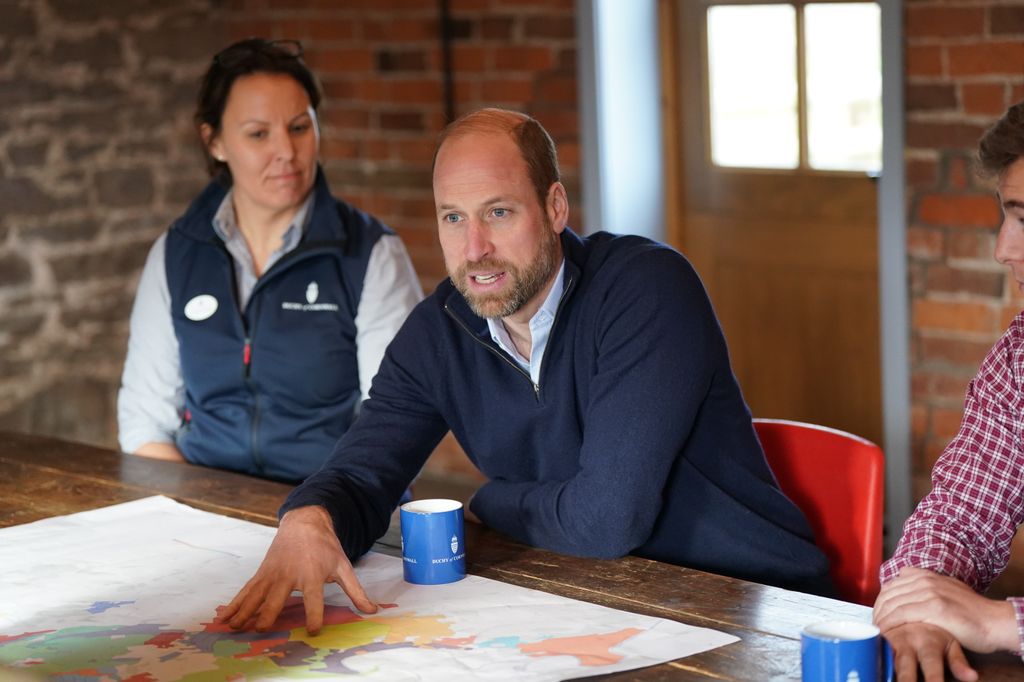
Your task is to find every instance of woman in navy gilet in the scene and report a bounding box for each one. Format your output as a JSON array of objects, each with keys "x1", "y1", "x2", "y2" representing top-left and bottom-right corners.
[{"x1": 117, "y1": 39, "x2": 422, "y2": 483}]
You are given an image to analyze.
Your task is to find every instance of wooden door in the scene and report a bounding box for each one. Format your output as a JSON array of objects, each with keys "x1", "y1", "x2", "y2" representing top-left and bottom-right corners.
[{"x1": 663, "y1": 0, "x2": 883, "y2": 445}]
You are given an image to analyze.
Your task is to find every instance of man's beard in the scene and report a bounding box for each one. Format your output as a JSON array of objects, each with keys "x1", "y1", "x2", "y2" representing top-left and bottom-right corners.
[{"x1": 452, "y1": 229, "x2": 560, "y2": 320}]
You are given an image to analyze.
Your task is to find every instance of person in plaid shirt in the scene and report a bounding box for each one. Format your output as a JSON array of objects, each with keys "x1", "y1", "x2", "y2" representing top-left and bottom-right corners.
[{"x1": 872, "y1": 102, "x2": 1024, "y2": 681}]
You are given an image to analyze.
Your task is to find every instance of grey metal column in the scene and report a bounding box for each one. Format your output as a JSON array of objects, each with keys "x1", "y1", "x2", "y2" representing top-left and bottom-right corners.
[
  {"x1": 576, "y1": 0, "x2": 664, "y2": 240},
  {"x1": 878, "y1": 0, "x2": 912, "y2": 553}
]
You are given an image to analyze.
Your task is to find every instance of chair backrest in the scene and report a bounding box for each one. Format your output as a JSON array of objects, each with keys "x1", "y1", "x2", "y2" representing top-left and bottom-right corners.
[{"x1": 753, "y1": 418, "x2": 884, "y2": 605}]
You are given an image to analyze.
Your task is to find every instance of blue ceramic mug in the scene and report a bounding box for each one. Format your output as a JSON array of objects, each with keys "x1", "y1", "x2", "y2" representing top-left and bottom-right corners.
[
  {"x1": 399, "y1": 498, "x2": 466, "y2": 585},
  {"x1": 801, "y1": 620, "x2": 894, "y2": 682}
]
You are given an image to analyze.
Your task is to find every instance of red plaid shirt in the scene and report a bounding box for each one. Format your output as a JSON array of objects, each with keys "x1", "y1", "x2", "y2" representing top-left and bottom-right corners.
[{"x1": 882, "y1": 313, "x2": 1024, "y2": 655}]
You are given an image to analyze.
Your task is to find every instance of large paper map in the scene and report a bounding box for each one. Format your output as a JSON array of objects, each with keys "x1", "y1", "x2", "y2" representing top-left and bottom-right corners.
[{"x1": 0, "y1": 496, "x2": 737, "y2": 681}]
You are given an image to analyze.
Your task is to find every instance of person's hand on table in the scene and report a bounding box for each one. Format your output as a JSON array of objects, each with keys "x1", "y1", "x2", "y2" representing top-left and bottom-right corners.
[
  {"x1": 873, "y1": 567, "x2": 1020, "y2": 681},
  {"x1": 218, "y1": 505, "x2": 378, "y2": 635},
  {"x1": 874, "y1": 567, "x2": 1017, "y2": 653},
  {"x1": 880, "y1": 622, "x2": 976, "y2": 682}
]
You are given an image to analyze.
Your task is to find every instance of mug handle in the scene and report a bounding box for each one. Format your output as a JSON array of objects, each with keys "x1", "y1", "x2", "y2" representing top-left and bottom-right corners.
[{"x1": 881, "y1": 638, "x2": 895, "y2": 682}]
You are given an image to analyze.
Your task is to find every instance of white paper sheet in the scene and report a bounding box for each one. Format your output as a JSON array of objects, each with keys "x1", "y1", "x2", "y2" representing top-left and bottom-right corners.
[{"x1": 0, "y1": 496, "x2": 738, "y2": 681}]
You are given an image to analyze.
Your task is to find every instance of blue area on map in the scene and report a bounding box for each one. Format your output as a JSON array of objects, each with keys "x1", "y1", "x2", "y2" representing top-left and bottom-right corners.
[
  {"x1": 320, "y1": 641, "x2": 417, "y2": 675},
  {"x1": 189, "y1": 628, "x2": 284, "y2": 653},
  {"x1": 478, "y1": 636, "x2": 521, "y2": 648},
  {"x1": 268, "y1": 639, "x2": 319, "y2": 668},
  {"x1": 87, "y1": 600, "x2": 135, "y2": 614}
]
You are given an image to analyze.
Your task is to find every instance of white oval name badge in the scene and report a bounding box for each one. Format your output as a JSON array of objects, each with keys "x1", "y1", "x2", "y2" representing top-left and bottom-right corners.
[{"x1": 184, "y1": 294, "x2": 218, "y2": 321}]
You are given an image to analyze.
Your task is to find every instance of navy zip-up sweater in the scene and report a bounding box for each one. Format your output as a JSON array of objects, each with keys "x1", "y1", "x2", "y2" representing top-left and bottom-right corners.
[
  {"x1": 166, "y1": 170, "x2": 386, "y2": 483},
  {"x1": 283, "y1": 229, "x2": 833, "y2": 594}
]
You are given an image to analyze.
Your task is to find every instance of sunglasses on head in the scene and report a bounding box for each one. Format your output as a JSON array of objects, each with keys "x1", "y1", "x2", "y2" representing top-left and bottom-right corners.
[{"x1": 212, "y1": 39, "x2": 304, "y2": 67}]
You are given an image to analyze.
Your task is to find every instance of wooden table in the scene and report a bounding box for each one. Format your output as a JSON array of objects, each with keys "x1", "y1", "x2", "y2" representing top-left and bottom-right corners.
[{"x1": 1, "y1": 430, "x2": 1018, "y2": 680}]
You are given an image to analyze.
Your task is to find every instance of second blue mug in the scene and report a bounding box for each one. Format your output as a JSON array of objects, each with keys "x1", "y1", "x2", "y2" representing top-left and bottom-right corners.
[{"x1": 801, "y1": 620, "x2": 894, "y2": 682}]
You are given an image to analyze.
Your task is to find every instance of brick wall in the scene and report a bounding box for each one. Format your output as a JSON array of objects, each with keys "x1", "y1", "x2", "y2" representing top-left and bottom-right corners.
[
  {"x1": 905, "y1": 1, "x2": 1024, "y2": 499},
  {"x1": 0, "y1": 0, "x2": 580, "y2": 483},
  {"x1": 220, "y1": 0, "x2": 580, "y2": 479},
  {"x1": 223, "y1": 0, "x2": 581, "y2": 289},
  {"x1": 904, "y1": 0, "x2": 1024, "y2": 596}
]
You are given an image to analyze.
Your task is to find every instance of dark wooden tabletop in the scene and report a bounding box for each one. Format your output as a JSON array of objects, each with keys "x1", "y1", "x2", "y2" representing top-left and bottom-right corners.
[{"x1": 1, "y1": 430, "x2": 1019, "y2": 680}]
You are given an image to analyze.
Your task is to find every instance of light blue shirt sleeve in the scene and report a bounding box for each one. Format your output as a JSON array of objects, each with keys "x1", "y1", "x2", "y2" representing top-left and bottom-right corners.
[
  {"x1": 355, "y1": 234, "x2": 424, "y2": 399},
  {"x1": 117, "y1": 234, "x2": 184, "y2": 452}
]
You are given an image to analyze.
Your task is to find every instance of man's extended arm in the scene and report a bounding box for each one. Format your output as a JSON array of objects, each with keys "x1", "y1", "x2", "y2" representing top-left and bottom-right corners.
[
  {"x1": 279, "y1": 304, "x2": 451, "y2": 559},
  {"x1": 222, "y1": 306, "x2": 449, "y2": 631}
]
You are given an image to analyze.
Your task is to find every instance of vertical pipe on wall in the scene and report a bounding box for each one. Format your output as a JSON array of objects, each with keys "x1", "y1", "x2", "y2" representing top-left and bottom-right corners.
[
  {"x1": 576, "y1": 0, "x2": 602, "y2": 234},
  {"x1": 878, "y1": 0, "x2": 911, "y2": 553},
  {"x1": 439, "y1": 0, "x2": 456, "y2": 124},
  {"x1": 576, "y1": 0, "x2": 664, "y2": 239}
]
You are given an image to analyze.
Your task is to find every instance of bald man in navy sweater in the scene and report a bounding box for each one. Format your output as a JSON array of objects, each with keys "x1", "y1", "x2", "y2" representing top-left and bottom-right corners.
[{"x1": 220, "y1": 108, "x2": 832, "y2": 634}]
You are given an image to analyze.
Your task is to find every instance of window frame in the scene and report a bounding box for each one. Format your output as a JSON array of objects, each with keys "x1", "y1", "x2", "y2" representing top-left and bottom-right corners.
[{"x1": 699, "y1": 0, "x2": 881, "y2": 176}]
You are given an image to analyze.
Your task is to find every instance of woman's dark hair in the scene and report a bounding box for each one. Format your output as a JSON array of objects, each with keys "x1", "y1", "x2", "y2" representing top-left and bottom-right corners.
[{"x1": 195, "y1": 38, "x2": 322, "y2": 178}]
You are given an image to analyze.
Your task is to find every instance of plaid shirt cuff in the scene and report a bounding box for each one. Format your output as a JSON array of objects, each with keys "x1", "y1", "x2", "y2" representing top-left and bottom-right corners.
[{"x1": 1009, "y1": 597, "x2": 1024, "y2": 658}]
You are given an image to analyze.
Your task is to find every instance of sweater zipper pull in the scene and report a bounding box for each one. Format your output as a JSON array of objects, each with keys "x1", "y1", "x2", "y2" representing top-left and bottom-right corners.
[{"x1": 243, "y1": 338, "x2": 252, "y2": 376}]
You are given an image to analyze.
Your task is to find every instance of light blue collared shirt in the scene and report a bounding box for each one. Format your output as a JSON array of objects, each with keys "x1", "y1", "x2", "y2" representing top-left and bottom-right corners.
[
  {"x1": 486, "y1": 261, "x2": 566, "y2": 387},
  {"x1": 211, "y1": 189, "x2": 314, "y2": 310}
]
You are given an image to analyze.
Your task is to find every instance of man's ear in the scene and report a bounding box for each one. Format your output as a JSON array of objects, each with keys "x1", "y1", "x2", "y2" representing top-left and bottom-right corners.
[{"x1": 546, "y1": 182, "x2": 569, "y2": 233}]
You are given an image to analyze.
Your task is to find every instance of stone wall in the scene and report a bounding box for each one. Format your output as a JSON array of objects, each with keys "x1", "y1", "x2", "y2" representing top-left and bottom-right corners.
[{"x1": 0, "y1": 0, "x2": 222, "y2": 446}]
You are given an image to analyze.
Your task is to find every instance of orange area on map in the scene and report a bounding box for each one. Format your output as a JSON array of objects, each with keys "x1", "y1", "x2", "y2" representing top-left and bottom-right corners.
[
  {"x1": 373, "y1": 614, "x2": 454, "y2": 646},
  {"x1": 434, "y1": 635, "x2": 477, "y2": 647},
  {"x1": 518, "y1": 627, "x2": 643, "y2": 666}
]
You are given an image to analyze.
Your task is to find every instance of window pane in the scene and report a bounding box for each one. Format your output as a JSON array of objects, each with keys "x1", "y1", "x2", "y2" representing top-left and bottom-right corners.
[
  {"x1": 805, "y1": 3, "x2": 882, "y2": 172},
  {"x1": 707, "y1": 4, "x2": 798, "y2": 169}
]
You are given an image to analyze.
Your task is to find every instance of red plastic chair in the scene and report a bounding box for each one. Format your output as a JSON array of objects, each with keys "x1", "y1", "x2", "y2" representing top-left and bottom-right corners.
[{"x1": 753, "y1": 418, "x2": 884, "y2": 605}]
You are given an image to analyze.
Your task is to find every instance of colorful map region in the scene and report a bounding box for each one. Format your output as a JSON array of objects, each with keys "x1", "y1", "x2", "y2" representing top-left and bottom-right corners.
[
  {"x1": 0, "y1": 496, "x2": 738, "y2": 681},
  {"x1": 1, "y1": 597, "x2": 647, "y2": 681}
]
